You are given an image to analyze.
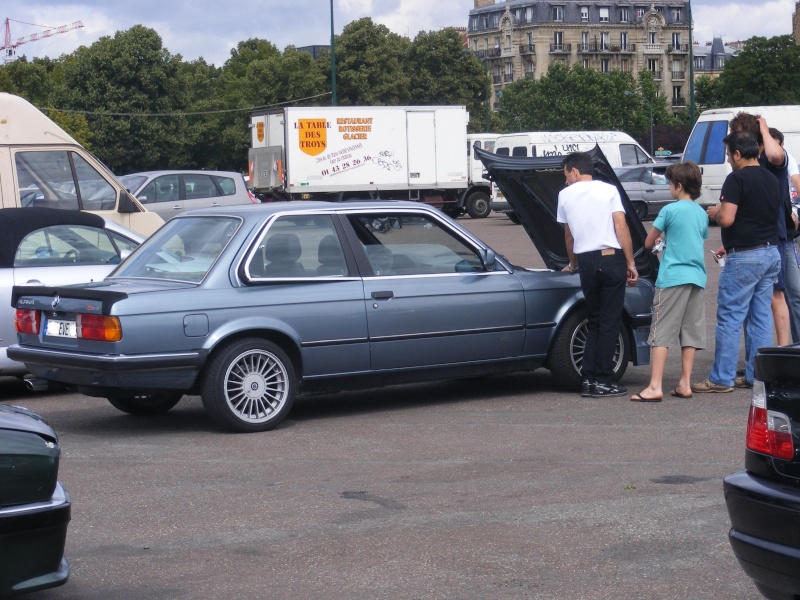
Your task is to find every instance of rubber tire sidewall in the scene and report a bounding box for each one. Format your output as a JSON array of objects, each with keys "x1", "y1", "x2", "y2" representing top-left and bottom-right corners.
[
  {"x1": 201, "y1": 337, "x2": 296, "y2": 433},
  {"x1": 466, "y1": 192, "x2": 491, "y2": 219},
  {"x1": 634, "y1": 202, "x2": 647, "y2": 220},
  {"x1": 547, "y1": 309, "x2": 630, "y2": 391}
]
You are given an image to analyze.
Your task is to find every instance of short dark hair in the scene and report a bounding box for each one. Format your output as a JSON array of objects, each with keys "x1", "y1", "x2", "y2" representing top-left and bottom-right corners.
[
  {"x1": 665, "y1": 162, "x2": 702, "y2": 200},
  {"x1": 729, "y1": 111, "x2": 763, "y2": 145},
  {"x1": 769, "y1": 127, "x2": 784, "y2": 144},
  {"x1": 723, "y1": 130, "x2": 760, "y2": 160},
  {"x1": 561, "y1": 152, "x2": 595, "y2": 176}
]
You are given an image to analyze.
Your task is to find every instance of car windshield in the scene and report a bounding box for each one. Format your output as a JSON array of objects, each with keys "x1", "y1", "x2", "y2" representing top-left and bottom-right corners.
[{"x1": 111, "y1": 216, "x2": 240, "y2": 283}]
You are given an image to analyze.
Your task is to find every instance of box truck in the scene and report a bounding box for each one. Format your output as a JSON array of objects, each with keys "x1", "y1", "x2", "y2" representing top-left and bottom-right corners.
[
  {"x1": 0, "y1": 93, "x2": 163, "y2": 236},
  {"x1": 682, "y1": 105, "x2": 800, "y2": 207},
  {"x1": 248, "y1": 106, "x2": 494, "y2": 218}
]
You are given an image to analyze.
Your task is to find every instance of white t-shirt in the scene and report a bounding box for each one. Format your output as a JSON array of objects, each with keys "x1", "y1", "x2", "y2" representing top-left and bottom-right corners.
[
  {"x1": 556, "y1": 179, "x2": 625, "y2": 254},
  {"x1": 787, "y1": 151, "x2": 799, "y2": 201}
]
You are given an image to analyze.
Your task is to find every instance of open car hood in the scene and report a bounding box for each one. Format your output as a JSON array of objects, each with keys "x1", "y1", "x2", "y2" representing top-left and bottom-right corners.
[{"x1": 477, "y1": 146, "x2": 659, "y2": 281}]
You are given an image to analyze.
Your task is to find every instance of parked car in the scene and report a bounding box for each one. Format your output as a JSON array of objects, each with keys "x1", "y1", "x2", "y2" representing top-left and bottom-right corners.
[
  {"x1": 118, "y1": 170, "x2": 258, "y2": 220},
  {"x1": 9, "y1": 157, "x2": 656, "y2": 433},
  {"x1": 0, "y1": 208, "x2": 143, "y2": 379},
  {"x1": 0, "y1": 403, "x2": 70, "y2": 596},
  {"x1": 613, "y1": 164, "x2": 674, "y2": 220},
  {"x1": 723, "y1": 345, "x2": 800, "y2": 600}
]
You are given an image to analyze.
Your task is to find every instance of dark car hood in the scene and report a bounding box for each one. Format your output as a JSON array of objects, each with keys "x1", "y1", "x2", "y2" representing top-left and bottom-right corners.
[{"x1": 477, "y1": 146, "x2": 659, "y2": 281}]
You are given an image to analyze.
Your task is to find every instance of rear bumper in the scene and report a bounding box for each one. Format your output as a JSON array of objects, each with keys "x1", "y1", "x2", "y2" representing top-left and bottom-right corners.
[
  {"x1": 723, "y1": 470, "x2": 800, "y2": 598},
  {"x1": 0, "y1": 482, "x2": 70, "y2": 596},
  {"x1": 7, "y1": 344, "x2": 206, "y2": 391}
]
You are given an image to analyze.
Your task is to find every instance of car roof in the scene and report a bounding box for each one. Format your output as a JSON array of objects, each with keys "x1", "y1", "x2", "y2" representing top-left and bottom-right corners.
[
  {"x1": 120, "y1": 170, "x2": 244, "y2": 178},
  {"x1": 176, "y1": 200, "x2": 437, "y2": 219}
]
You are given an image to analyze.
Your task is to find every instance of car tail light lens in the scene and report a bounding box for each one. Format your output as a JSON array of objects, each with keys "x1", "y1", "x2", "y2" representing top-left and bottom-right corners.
[
  {"x1": 247, "y1": 189, "x2": 258, "y2": 204},
  {"x1": 14, "y1": 309, "x2": 40, "y2": 334},
  {"x1": 746, "y1": 380, "x2": 794, "y2": 460},
  {"x1": 77, "y1": 314, "x2": 122, "y2": 342}
]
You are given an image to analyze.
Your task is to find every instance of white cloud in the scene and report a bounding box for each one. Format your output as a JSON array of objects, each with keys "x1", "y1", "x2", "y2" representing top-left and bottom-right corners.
[{"x1": 692, "y1": 0, "x2": 794, "y2": 44}]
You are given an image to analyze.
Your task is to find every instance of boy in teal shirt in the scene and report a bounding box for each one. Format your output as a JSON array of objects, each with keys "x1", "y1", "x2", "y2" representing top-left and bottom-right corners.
[{"x1": 631, "y1": 162, "x2": 709, "y2": 402}]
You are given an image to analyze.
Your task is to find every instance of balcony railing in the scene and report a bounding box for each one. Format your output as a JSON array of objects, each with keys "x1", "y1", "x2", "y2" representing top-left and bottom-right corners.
[
  {"x1": 503, "y1": 73, "x2": 514, "y2": 83},
  {"x1": 669, "y1": 44, "x2": 690, "y2": 53},
  {"x1": 651, "y1": 70, "x2": 662, "y2": 80},
  {"x1": 492, "y1": 75, "x2": 502, "y2": 84},
  {"x1": 577, "y1": 43, "x2": 636, "y2": 53},
  {"x1": 643, "y1": 43, "x2": 663, "y2": 53},
  {"x1": 549, "y1": 43, "x2": 572, "y2": 53},
  {"x1": 672, "y1": 97, "x2": 686, "y2": 107},
  {"x1": 524, "y1": 72, "x2": 536, "y2": 79},
  {"x1": 671, "y1": 70, "x2": 685, "y2": 80},
  {"x1": 518, "y1": 43, "x2": 536, "y2": 55}
]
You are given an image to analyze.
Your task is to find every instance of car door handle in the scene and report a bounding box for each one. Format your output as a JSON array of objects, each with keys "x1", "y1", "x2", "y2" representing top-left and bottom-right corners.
[
  {"x1": 371, "y1": 291, "x2": 394, "y2": 300},
  {"x1": 645, "y1": 190, "x2": 654, "y2": 193}
]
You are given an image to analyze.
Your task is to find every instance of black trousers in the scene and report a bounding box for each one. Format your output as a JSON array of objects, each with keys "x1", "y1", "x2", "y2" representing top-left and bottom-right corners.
[{"x1": 577, "y1": 249, "x2": 627, "y2": 385}]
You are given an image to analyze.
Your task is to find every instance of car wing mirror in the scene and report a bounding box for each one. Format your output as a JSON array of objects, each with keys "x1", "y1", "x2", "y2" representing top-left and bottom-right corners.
[{"x1": 479, "y1": 248, "x2": 496, "y2": 271}]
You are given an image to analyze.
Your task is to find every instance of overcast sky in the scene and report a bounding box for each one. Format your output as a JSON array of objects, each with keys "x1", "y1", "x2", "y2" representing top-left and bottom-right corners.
[{"x1": 3, "y1": 0, "x2": 797, "y2": 67}]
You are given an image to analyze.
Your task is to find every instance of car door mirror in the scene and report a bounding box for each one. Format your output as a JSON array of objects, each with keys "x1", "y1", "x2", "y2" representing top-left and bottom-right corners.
[{"x1": 479, "y1": 248, "x2": 496, "y2": 271}]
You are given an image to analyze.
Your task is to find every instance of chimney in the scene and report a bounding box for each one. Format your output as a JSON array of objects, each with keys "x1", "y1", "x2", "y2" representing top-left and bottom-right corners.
[{"x1": 474, "y1": 0, "x2": 496, "y2": 7}]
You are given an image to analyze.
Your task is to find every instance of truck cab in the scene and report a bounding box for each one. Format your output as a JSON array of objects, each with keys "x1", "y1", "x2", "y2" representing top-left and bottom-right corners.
[{"x1": 0, "y1": 93, "x2": 163, "y2": 236}]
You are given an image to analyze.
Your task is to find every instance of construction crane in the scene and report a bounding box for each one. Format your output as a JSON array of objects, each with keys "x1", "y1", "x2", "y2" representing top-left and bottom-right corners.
[{"x1": 2, "y1": 18, "x2": 84, "y2": 61}]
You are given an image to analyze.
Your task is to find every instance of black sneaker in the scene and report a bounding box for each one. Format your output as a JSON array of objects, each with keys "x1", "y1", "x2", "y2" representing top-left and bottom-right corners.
[
  {"x1": 580, "y1": 380, "x2": 594, "y2": 397},
  {"x1": 591, "y1": 382, "x2": 628, "y2": 398}
]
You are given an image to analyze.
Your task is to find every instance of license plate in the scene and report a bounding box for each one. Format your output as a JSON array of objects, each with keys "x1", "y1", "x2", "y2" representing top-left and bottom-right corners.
[{"x1": 44, "y1": 318, "x2": 77, "y2": 338}]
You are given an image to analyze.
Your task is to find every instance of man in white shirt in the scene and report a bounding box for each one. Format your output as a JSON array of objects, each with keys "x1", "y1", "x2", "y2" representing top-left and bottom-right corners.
[{"x1": 557, "y1": 152, "x2": 638, "y2": 398}]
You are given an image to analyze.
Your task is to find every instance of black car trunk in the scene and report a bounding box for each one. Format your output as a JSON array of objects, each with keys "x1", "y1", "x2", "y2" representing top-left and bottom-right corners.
[{"x1": 476, "y1": 145, "x2": 659, "y2": 282}]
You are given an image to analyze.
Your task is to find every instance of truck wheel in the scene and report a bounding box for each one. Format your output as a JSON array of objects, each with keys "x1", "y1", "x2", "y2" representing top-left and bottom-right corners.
[
  {"x1": 201, "y1": 338, "x2": 296, "y2": 433},
  {"x1": 466, "y1": 192, "x2": 491, "y2": 219},
  {"x1": 547, "y1": 309, "x2": 629, "y2": 390}
]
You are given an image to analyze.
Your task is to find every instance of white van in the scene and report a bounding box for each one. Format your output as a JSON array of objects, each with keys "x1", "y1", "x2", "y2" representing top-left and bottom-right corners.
[
  {"x1": 493, "y1": 130, "x2": 653, "y2": 167},
  {"x1": 682, "y1": 105, "x2": 800, "y2": 207},
  {"x1": 0, "y1": 93, "x2": 163, "y2": 236},
  {"x1": 490, "y1": 131, "x2": 652, "y2": 219}
]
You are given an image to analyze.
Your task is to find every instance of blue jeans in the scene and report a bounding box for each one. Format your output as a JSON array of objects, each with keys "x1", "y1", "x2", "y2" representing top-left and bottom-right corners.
[
  {"x1": 782, "y1": 239, "x2": 800, "y2": 342},
  {"x1": 710, "y1": 246, "x2": 780, "y2": 386}
]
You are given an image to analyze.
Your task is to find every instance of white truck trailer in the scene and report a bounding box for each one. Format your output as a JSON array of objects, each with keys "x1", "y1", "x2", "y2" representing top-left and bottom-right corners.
[{"x1": 248, "y1": 105, "x2": 494, "y2": 218}]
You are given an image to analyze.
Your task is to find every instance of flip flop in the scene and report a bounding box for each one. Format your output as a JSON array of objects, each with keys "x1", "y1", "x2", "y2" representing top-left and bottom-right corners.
[
  {"x1": 630, "y1": 392, "x2": 662, "y2": 402},
  {"x1": 670, "y1": 389, "x2": 693, "y2": 399}
]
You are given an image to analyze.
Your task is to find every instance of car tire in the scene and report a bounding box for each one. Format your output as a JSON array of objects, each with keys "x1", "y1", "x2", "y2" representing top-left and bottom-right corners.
[
  {"x1": 442, "y1": 206, "x2": 463, "y2": 218},
  {"x1": 201, "y1": 338, "x2": 296, "y2": 433},
  {"x1": 106, "y1": 392, "x2": 183, "y2": 415},
  {"x1": 754, "y1": 582, "x2": 795, "y2": 600},
  {"x1": 547, "y1": 309, "x2": 629, "y2": 390},
  {"x1": 466, "y1": 192, "x2": 491, "y2": 219},
  {"x1": 507, "y1": 212, "x2": 521, "y2": 224},
  {"x1": 633, "y1": 202, "x2": 647, "y2": 220}
]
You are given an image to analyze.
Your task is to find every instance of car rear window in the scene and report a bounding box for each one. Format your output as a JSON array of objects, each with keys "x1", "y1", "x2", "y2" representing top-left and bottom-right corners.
[{"x1": 212, "y1": 175, "x2": 236, "y2": 196}]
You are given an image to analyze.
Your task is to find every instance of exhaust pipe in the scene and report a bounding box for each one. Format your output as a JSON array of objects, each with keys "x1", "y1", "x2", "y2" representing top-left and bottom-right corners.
[{"x1": 24, "y1": 377, "x2": 56, "y2": 392}]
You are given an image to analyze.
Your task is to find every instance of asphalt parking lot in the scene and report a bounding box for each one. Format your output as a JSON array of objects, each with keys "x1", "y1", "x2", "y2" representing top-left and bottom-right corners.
[{"x1": 11, "y1": 213, "x2": 763, "y2": 600}]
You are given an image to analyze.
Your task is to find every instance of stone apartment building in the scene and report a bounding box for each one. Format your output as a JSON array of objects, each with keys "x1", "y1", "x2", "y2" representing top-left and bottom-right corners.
[{"x1": 466, "y1": 0, "x2": 691, "y2": 112}]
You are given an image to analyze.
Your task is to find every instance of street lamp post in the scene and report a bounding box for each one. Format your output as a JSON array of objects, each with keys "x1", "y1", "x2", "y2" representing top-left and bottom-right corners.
[{"x1": 330, "y1": 0, "x2": 337, "y2": 106}]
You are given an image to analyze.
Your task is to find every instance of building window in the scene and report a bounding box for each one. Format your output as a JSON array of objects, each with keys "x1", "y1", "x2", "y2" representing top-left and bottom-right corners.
[
  {"x1": 526, "y1": 6, "x2": 533, "y2": 21},
  {"x1": 671, "y1": 7, "x2": 682, "y2": 22},
  {"x1": 620, "y1": 7, "x2": 629, "y2": 22},
  {"x1": 473, "y1": 40, "x2": 479, "y2": 52},
  {"x1": 648, "y1": 58, "x2": 658, "y2": 73},
  {"x1": 601, "y1": 59, "x2": 610, "y2": 73},
  {"x1": 695, "y1": 57, "x2": 704, "y2": 69},
  {"x1": 581, "y1": 6, "x2": 589, "y2": 21},
  {"x1": 600, "y1": 32, "x2": 610, "y2": 50},
  {"x1": 648, "y1": 31, "x2": 657, "y2": 45},
  {"x1": 553, "y1": 6, "x2": 564, "y2": 22},
  {"x1": 483, "y1": 16, "x2": 489, "y2": 28},
  {"x1": 672, "y1": 33, "x2": 681, "y2": 49},
  {"x1": 493, "y1": 13, "x2": 499, "y2": 27},
  {"x1": 515, "y1": 8, "x2": 523, "y2": 22},
  {"x1": 621, "y1": 58, "x2": 629, "y2": 72},
  {"x1": 637, "y1": 7, "x2": 645, "y2": 18},
  {"x1": 553, "y1": 31, "x2": 563, "y2": 50},
  {"x1": 599, "y1": 7, "x2": 609, "y2": 22},
  {"x1": 506, "y1": 34, "x2": 511, "y2": 48},
  {"x1": 581, "y1": 31, "x2": 589, "y2": 51},
  {"x1": 718, "y1": 57, "x2": 725, "y2": 69},
  {"x1": 583, "y1": 58, "x2": 590, "y2": 68},
  {"x1": 620, "y1": 32, "x2": 628, "y2": 50},
  {"x1": 673, "y1": 86, "x2": 682, "y2": 99},
  {"x1": 527, "y1": 31, "x2": 533, "y2": 45}
]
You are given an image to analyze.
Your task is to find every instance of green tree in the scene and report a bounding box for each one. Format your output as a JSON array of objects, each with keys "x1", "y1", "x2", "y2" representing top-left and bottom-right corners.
[
  {"x1": 715, "y1": 35, "x2": 800, "y2": 106},
  {"x1": 335, "y1": 18, "x2": 412, "y2": 105},
  {"x1": 407, "y1": 28, "x2": 489, "y2": 131},
  {"x1": 694, "y1": 75, "x2": 722, "y2": 113},
  {"x1": 55, "y1": 25, "x2": 192, "y2": 174}
]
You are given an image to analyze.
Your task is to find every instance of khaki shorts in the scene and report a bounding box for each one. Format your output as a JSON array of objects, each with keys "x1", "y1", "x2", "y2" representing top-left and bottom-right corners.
[{"x1": 648, "y1": 284, "x2": 706, "y2": 349}]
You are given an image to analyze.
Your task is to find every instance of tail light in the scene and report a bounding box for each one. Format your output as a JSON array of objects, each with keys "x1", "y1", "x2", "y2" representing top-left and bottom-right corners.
[
  {"x1": 247, "y1": 189, "x2": 258, "y2": 204},
  {"x1": 77, "y1": 314, "x2": 122, "y2": 342},
  {"x1": 15, "y1": 309, "x2": 40, "y2": 334},
  {"x1": 746, "y1": 380, "x2": 794, "y2": 460}
]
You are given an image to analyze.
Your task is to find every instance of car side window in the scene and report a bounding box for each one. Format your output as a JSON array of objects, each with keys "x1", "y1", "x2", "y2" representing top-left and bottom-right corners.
[
  {"x1": 619, "y1": 144, "x2": 638, "y2": 166},
  {"x1": 347, "y1": 212, "x2": 484, "y2": 276},
  {"x1": 512, "y1": 146, "x2": 527, "y2": 157},
  {"x1": 15, "y1": 225, "x2": 121, "y2": 266},
  {"x1": 247, "y1": 215, "x2": 346, "y2": 279},
  {"x1": 141, "y1": 175, "x2": 180, "y2": 203},
  {"x1": 72, "y1": 153, "x2": 117, "y2": 210},
  {"x1": 212, "y1": 176, "x2": 236, "y2": 196},
  {"x1": 14, "y1": 151, "x2": 81, "y2": 210},
  {"x1": 184, "y1": 174, "x2": 219, "y2": 200}
]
